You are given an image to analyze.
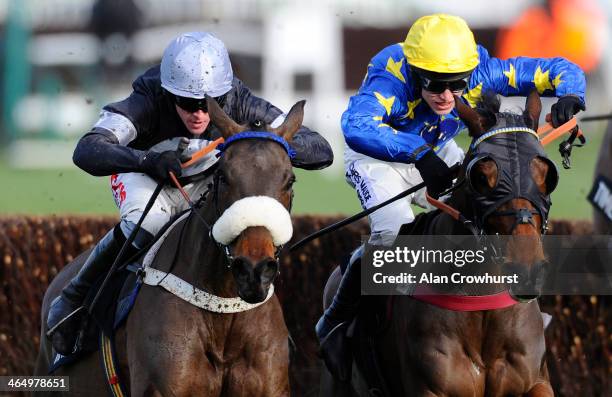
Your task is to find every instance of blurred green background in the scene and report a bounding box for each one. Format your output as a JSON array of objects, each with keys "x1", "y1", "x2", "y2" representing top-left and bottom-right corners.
[
  {"x1": 1, "y1": 124, "x2": 605, "y2": 219},
  {"x1": 0, "y1": 0, "x2": 609, "y2": 221}
]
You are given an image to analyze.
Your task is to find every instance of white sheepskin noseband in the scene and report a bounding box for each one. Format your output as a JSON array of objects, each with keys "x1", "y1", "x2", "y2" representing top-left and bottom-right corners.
[{"x1": 211, "y1": 196, "x2": 292, "y2": 246}]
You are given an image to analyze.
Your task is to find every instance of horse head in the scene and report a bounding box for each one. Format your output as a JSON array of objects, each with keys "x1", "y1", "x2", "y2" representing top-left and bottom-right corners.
[
  {"x1": 206, "y1": 96, "x2": 304, "y2": 304},
  {"x1": 454, "y1": 91, "x2": 559, "y2": 300}
]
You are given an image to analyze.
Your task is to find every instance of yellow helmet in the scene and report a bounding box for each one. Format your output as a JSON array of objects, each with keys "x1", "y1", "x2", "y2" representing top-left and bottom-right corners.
[{"x1": 403, "y1": 14, "x2": 479, "y2": 74}]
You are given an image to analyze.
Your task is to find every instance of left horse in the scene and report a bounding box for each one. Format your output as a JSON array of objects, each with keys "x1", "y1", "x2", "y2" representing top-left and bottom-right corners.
[{"x1": 34, "y1": 96, "x2": 306, "y2": 396}]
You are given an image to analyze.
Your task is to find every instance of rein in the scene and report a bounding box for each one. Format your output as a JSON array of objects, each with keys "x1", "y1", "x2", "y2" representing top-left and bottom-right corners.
[
  {"x1": 134, "y1": 132, "x2": 295, "y2": 314},
  {"x1": 537, "y1": 116, "x2": 585, "y2": 169}
]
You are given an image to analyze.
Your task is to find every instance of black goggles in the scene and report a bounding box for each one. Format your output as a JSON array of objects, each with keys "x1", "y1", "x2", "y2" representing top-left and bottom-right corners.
[
  {"x1": 172, "y1": 93, "x2": 227, "y2": 113},
  {"x1": 419, "y1": 76, "x2": 469, "y2": 94}
]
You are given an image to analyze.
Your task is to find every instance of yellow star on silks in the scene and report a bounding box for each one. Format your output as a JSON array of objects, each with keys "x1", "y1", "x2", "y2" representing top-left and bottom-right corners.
[
  {"x1": 533, "y1": 66, "x2": 553, "y2": 93},
  {"x1": 373, "y1": 116, "x2": 394, "y2": 130},
  {"x1": 377, "y1": 123, "x2": 398, "y2": 133},
  {"x1": 374, "y1": 91, "x2": 396, "y2": 116},
  {"x1": 503, "y1": 63, "x2": 517, "y2": 89},
  {"x1": 463, "y1": 82, "x2": 483, "y2": 107},
  {"x1": 385, "y1": 57, "x2": 406, "y2": 83},
  {"x1": 402, "y1": 98, "x2": 421, "y2": 119},
  {"x1": 552, "y1": 72, "x2": 564, "y2": 89}
]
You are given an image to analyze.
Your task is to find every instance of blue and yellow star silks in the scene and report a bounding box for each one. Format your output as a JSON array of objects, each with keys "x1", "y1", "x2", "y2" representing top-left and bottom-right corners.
[
  {"x1": 402, "y1": 98, "x2": 421, "y2": 120},
  {"x1": 341, "y1": 43, "x2": 586, "y2": 164},
  {"x1": 533, "y1": 66, "x2": 554, "y2": 93},
  {"x1": 385, "y1": 57, "x2": 406, "y2": 83},
  {"x1": 504, "y1": 63, "x2": 517, "y2": 89},
  {"x1": 463, "y1": 83, "x2": 483, "y2": 108},
  {"x1": 374, "y1": 92, "x2": 396, "y2": 116}
]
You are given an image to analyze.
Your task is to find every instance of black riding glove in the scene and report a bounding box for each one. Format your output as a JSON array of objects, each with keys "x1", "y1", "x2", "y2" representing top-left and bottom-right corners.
[
  {"x1": 551, "y1": 95, "x2": 585, "y2": 128},
  {"x1": 139, "y1": 150, "x2": 183, "y2": 182},
  {"x1": 414, "y1": 150, "x2": 454, "y2": 199}
]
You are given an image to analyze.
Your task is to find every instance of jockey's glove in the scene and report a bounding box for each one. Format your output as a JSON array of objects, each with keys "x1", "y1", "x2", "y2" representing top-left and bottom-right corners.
[
  {"x1": 551, "y1": 95, "x2": 585, "y2": 128},
  {"x1": 139, "y1": 150, "x2": 183, "y2": 182},
  {"x1": 415, "y1": 150, "x2": 453, "y2": 199}
]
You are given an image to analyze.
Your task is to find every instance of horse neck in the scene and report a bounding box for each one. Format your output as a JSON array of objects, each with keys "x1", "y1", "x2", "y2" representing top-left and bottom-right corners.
[{"x1": 173, "y1": 205, "x2": 237, "y2": 298}]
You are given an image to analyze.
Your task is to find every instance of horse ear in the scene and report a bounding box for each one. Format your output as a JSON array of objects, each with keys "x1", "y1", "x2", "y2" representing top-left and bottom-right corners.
[
  {"x1": 206, "y1": 95, "x2": 243, "y2": 139},
  {"x1": 524, "y1": 89, "x2": 542, "y2": 130},
  {"x1": 271, "y1": 100, "x2": 305, "y2": 142},
  {"x1": 454, "y1": 96, "x2": 484, "y2": 138}
]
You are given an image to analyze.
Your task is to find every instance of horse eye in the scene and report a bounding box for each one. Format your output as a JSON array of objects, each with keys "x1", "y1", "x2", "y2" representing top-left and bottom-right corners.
[
  {"x1": 217, "y1": 173, "x2": 229, "y2": 185},
  {"x1": 470, "y1": 160, "x2": 498, "y2": 195},
  {"x1": 471, "y1": 172, "x2": 488, "y2": 193},
  {"x1": 285, "y1": 176, "x2": 296, "y2": 190}
]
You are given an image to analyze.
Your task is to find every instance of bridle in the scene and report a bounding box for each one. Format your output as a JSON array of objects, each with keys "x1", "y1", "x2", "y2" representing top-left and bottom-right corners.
[
  {"x1": 426, "y1": 126, "x2": 559, "y2": 268},
  {"x1": 188, "y1": 131, "x2": 296, "y2": 267},
  {"x1": 432, "y1": 126, "x2": 555, "y2": 233},
  {"x1": 209, "y1": 173, "x2": 284, "y2": 266}
]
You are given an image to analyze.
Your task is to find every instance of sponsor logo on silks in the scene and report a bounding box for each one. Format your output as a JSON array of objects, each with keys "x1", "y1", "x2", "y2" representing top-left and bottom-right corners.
[
  {"x1": 587, "y1": 175, "x2": 612, "y2": 221},
  {"x1": 110, "y1": 175, "x2": 127, "y2": 207},
  {"x1": 346, "y1": 163, "x2": 372, "y2": 208}
]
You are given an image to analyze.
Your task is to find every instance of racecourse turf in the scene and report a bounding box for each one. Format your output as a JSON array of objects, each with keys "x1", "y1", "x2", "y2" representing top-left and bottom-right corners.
[{"x1": 0, "y1": 124, "x2": 605, "y2": 219}]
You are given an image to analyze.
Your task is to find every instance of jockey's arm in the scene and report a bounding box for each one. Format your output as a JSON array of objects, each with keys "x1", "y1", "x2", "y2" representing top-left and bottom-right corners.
[
  {"x1": 73, "y1": 112, "x2": 146, "y2": 177},
  {"x1": 471, "y1": 45, "x2": 586, "y2": 105},
  {"x1": 74, "y1": 73, "x2": 160, "y2": 176},
  {"x1": 342, "y1": 73, "x2": 431, "y2": 163},
  {"x1": 234, "y1": 78, "x2": 334, "y2": 170}
]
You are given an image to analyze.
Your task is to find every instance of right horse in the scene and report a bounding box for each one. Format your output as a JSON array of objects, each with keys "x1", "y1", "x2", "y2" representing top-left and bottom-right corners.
[{"x1": 322, "y1": 91, "x2": 558, "y2": 396}]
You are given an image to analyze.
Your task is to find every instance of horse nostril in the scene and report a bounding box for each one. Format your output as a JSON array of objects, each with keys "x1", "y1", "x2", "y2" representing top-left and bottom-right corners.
[
  {"x1": 256, "y1": 258, "x2": 279, "y2": 284},
  {"x1": 506, "y1": 260, "x2": 547, "y2": 301},
  {"x1": 510, "y1": 291, "x2": 539, "y2": 302},
  {"x1": 230, "y1": 257, "x2": 254, "y2": 280}
]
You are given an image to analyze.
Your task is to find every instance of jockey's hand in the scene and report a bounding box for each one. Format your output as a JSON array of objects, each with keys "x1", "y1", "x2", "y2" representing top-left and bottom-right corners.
[
  {"x1": 415, "y1": 150, "x2": 453, "y2": 199},
  {"x1": 140, "y1": 150, "x2": 183, "y2": 182},
  {"x1": 551, "y1": 95, "x2": 585, "y2": 128}
]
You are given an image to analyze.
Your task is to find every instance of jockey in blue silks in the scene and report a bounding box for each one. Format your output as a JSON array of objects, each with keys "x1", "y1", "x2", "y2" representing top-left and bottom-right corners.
[{"x1": 316, "y1": 14, "x2": 585, "y2": 347}]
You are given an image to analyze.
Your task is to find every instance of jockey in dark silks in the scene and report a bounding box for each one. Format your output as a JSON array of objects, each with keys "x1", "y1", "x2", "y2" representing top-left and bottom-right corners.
[
  {"x1": 47, "y1": 32, "x2": 334, "y2": 355},
  {"x1": 316, "y1": 14, "x2": 586, "y2": 353}
]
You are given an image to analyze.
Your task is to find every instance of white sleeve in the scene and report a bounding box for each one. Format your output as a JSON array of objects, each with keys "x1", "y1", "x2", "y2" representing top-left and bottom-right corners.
[{"x1": 93, "y1": 110, "x2": 138, "y2": 146}]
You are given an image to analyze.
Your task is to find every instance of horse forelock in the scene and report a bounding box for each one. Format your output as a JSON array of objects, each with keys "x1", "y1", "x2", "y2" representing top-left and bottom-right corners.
[
  {"x1": 222, "y1": 138, "x2": 292, "y2": 173},
  {"x1": 213, "y1": 130, "x2": 296, "y2": 238},
  {"x1": 475, "y1": 91, "x2": 532, "y2": 132},
  {"x1": 490, "y1": 111, "x2": 531, "y2": 131}
]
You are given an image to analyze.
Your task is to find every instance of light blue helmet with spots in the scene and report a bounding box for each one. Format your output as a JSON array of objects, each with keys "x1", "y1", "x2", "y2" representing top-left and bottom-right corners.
[{"x1": 161, "y1": 32, "x2": 233, "y2": 98}]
